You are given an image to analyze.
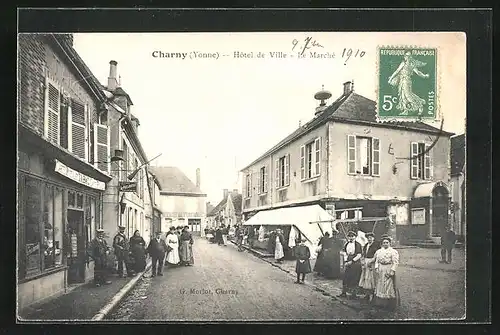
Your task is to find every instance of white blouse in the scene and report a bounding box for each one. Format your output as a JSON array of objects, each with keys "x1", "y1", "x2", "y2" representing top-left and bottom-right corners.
[{"x1": 374, "y1": 247, "x2": 399, "y2": 272}]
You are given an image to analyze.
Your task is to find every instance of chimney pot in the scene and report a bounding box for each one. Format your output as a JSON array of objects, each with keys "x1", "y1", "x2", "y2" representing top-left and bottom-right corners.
[
  {"x1": 108, "y1": 60, "x2": 118, "y2": 91},
  {"x1": 343, "y1": 80, "x2": 354, "y2": 96}
]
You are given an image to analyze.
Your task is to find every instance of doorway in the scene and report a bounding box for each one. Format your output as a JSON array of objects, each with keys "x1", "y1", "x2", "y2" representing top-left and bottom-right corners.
[
  {"x1": 67, "y1": 209, "x2": 85, "y2": 284},
  {"x1": 432, "y1": 186, "x2": 450, "y2": 237},
  {"x1": 188, "y1": 219, "x2": 201, "y2": 236}
]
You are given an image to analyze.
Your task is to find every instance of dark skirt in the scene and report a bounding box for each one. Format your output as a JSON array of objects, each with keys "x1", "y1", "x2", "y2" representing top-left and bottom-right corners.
[
  {"x1": 130, "y1": 245, "x2": 146, "y2": 272},
  {"x1": 343, "y1": 260, "x2": 362, "y2": 289},
  {"x1": 313, "y1": 250, "x2": 325, "y2": 273},
  {"x1": 321, "y1": 248, "x2": 342, "y2": 279},
  {"x1": 296, "y1": 259, "x2": 312, "y2": 274}
]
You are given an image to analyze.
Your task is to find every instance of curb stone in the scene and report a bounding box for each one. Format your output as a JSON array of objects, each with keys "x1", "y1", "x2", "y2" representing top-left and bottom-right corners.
[{"x1": 91, "y1": 260, "x2": 152, "y2": 321}]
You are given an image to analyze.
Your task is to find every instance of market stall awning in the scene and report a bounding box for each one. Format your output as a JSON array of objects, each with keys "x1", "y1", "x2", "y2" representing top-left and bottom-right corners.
[
  {"x1": 243, "y1": 204, "x2": 335, "y2": 245},
  {"x1": 414, "y1": 181, "x2": 449, "y2": 198}
]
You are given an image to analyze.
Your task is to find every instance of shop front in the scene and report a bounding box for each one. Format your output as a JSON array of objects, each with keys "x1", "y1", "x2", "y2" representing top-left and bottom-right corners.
[{"x1": 18, "y1": 128, "x2": 110, "y2": 310}]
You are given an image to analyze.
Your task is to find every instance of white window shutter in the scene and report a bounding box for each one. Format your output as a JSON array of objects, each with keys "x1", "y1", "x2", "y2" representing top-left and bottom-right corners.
[
  {"x1": 264, "y1": 167, "x2": 268, "y2": 193},
  {"x1": 285, "y1": 154, "x2": 290, "y2": 186},
  {"x1": 314, "y1": 137, "x2": 321, "y2": 177},
  {"x1": 242, "y1": 174, "x2": 247, "y2": 199},
  {"x1": 300, "y1": 145, "x2": 305, "y2": 180},
  {"x1": 94, "y1": 123, "x2": 110, "y2": 173},
  {"x1": 410, "y1": 142, "x2": 419, "y2": 179},
  {"x1": 256, "y1": 171, "x2": 261, "y2": 195},
  {"x1": 424, "y1": 142, "x2": 432, "y2": 180},
  {"x1": 372, "y1": 138, "x2": 380, "y2": 176},
  {"x1": 44, "y1": 77, "x2": 60, "y2": 145},
  {"x1": 71, "y1": 99, "x2": 87, "y2": 159},
  {"x1": 347, "y1": 135, "x2": 356, "y2": 175},
  {"x1": 275, "y1": 159, "x2": 279, "y2": 189}
]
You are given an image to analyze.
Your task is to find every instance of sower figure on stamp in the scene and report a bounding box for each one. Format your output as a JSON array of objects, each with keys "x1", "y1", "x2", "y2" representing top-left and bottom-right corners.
[
  {"x1": 338, "y1": 231, "x2": 363, "y2": 299},
  {"x1": 440, "y1": 225, "x2": 456, "y2": 264},
  {"x1": 147, "y1": 231, "x2": 168, "y2": 277},
  {"x1": 113, "y1": 226, "x2": 129, "y2": 278},
  {"x1": 88, "y1": 229, "x2": 112, "y2": 287}
]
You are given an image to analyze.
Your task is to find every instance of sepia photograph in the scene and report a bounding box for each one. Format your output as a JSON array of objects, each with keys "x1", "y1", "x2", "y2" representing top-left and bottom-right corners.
[{"x1": 16, "y1": 13, "x2": 474, "y2": 322}]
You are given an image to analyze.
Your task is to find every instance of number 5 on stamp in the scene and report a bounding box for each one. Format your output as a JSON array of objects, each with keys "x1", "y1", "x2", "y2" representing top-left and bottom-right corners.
[{"x1": 377, "y1": 47, "x2": 437, "y2": 120}]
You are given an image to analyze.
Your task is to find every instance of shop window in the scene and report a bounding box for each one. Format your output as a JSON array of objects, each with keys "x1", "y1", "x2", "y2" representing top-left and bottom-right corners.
[
  {"x1": 42, "y1": 185, "x2": 64, "y2": 270},
  {"x1": 53, "y1": 187, "x2": 63, "y2": 266},
  {"x1": 24, "y1": 178, "x2": 43, "y2": 277}
]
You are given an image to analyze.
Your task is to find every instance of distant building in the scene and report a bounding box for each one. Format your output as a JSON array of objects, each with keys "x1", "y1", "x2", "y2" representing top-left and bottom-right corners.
[
  {"x1": 241, "y1": 81, "x2": 454, "y2": 245},
  {"x1": 207, "y1": 189, "x2": 243, "y2": 228},
  {"x1": 450, "y1": 134, "x2": 465, "y2": 240},
  {"x1": 149, "y1": 167, "x2": 207, "y2": 236}
]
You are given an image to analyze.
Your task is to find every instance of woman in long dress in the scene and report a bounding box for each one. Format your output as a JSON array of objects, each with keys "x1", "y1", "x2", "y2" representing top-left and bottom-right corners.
[
  {"x1": 388, "y1": 51, "x2": 430, "y2": 115},
  {"x1": 359, "y1": 232, "x2": 380, "y2": 302},
  {"x1": 165, "y1": 229, "x2": 180, "y2": 267},
  {"x1": 179, "y1": 226, "x2": 194, "y2": 266},
  {"x1": 373, "y1": 235, "x2": 400, "y2": 310},
  {"x1": 129, "y1": 230, "x2": 147, "y2": 273},
  {"x1": 273, "y1": 228, "x2": 285, "y2": 264},
  {"x1": 313, "y1": 232, "x2": 330, "y2": 275}
]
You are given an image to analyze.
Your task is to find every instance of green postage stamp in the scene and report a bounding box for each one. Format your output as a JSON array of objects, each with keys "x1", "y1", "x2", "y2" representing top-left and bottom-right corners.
[{"x1": 377, "y1": 47, "x2": 438, "y2": 121}]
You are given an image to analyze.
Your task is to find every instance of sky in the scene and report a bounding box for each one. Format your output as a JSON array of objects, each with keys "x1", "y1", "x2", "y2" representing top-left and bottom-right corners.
[{"x1": 73, "y1": 32, "x2": 466, "y2": 205}]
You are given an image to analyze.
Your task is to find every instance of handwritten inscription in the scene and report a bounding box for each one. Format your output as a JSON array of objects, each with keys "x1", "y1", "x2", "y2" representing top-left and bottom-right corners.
[{"x1": 150, "y1": 37, "x2": 366, "y2": 64}]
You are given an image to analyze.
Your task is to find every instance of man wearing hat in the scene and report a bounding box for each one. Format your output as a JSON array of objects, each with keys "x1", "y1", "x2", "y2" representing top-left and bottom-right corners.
[
  {"x1": 113, "y1": 226, "x2": 129, "y2": 278},
  {"x1": 88, "y1": 229, "x2": 112, "y2": 287},
  {"x1": 359, "y1": 232, "x2": 380, "y2": 301},
  {"x1": 339, "y1": 230, "x2": 363, "y2": 299},
  {"x1": 147, "y1": 231, "x2": 168, "y2": 276}
]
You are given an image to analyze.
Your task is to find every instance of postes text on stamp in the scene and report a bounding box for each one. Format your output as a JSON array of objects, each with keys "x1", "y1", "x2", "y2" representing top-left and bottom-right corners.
[{"x1": 377, "y1": 47, "x2": 437, "y2": 121}]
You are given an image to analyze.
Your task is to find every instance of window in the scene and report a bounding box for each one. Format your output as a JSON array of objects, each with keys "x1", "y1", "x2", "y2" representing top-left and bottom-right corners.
[
  {"x1": 275, "y1": 154, "x2": 290, "y2": 188},
  {"x1": 44, "y1": 77, "x2": 61, "y2": 145},
  {"x1": 411, "y1": 142, "x2": 432, "y2": 180},
  {"x1": 122, "y1": 141, "x2": 128, "y2": 181},
  {"x1": 245, "y1": 174, "x2": 252, "y2": 198},
  {"x1": 258, "y1": 166, "x2": 268, "y2": 194},
  {"x1": 70, "y1": 99, "x2": 88, "y2": 160},
  {"x1": 24, "y1": 178, "x2": 43, "y2": 277},
  {"x1": 300, "y1": 137, "x2": 321, "y2": 180},
  {"x1": 94, "y1": 124, "x2": 110, "y2": 173},
  {"x1": 347, "y1": 135, "x2": 380, "y2": 176}
]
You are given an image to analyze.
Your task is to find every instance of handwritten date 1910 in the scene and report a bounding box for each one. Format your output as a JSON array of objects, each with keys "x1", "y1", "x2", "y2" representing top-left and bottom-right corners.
[
  {"x1": 292, "y1": 36, "x2": 324, "y2": 55},
  {"x1": 342, "y1": 48, "x2": 366, "y2": 64}
]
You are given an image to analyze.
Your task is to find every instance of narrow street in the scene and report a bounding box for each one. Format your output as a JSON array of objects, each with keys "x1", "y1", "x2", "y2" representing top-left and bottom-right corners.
[{"x1": 107, "y1": 237, "x2": 367, "y2": 321}]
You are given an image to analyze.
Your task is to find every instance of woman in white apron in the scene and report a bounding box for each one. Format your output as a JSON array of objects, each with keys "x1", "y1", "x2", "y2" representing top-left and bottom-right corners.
[{"x1": 165, "y1": 230, "x2": 180, "y2": 266}]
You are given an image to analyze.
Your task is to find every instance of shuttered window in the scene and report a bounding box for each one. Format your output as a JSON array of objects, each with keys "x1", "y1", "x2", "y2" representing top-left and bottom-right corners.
[
  {"x1": 314, "y1": 137, "x2": 321, "y2": 176},
  {"x1": 275, "y1": 159, "x2": 279, "y2": 189},
  {"x1": 410, "y1": 142, "x2": 432, "y2": 180},
  {"x1": 44, "y1": 77, "x2": 60, "y2": 145},
  {"x1": 70, "y1": 100, "x2": 87, "y2": 160},
  {"x1": 347, "y1": 135, "x2": 356, "y2": 175},
  {"x1": 94, "y1": 124, "x2": 110, "y2": 173},
  {"x1": 372, "y1": 138, "x2": 380, "y2": 176},
  {"x1": 411, "y1": 142, "x2": 419, "y2": 179},
  {"x1": 300, "y1": 145, "x2": 305, "y2": 180},
  {"x1": 424, "y1": 143, "x2": 432, "y2": 180},
  {"x1": 284, "y1": 154, "x2": 290, "y2": 186}
]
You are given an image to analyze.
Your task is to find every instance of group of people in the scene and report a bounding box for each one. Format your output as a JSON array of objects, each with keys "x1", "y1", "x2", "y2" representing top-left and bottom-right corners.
[
  {"x1": 87, "y1": 225, "x2": 195, "y2": 286},
  {"x1": 338, "y1": 231, "x2": 400, "y2": 311}
]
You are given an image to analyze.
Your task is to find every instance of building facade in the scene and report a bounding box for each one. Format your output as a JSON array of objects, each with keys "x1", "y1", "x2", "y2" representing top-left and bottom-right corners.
[
  {"x1": 18, "y1": 34, "x2": 112, "y2": 309},
  {"x1": 450, "y1": 134, "x2": 466, "y2": 240},
  {"x1": 100, "y1": 60, "x2": 152, "y2": 246},
  {"x1": 207, "y1": 189, "x2": 243, "y2": 228},
  {"x1": 149, "y1": 167, "x2": 207, "y2": 236},
  {"x1": 241, "y1": 82, "x2": 454, "y2": 245}
]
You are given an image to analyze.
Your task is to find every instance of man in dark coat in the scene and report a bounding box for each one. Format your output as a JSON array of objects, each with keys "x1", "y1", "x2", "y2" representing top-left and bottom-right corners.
[
  {"x1": 440, "y1": 225, "x2": 457, "y2": 264},
  {"x1": 216, "y1": 225, "x2": 224, "y2": 246},
  {"x1": 88, "y1": 229, "x2": 112, "y2": 287},
  {"x1": 294, "y1": 237, "x2": 312, "y2": 284},
  {"x1": 113, "y1": 226, "x2": 129, "y2": 278},
  {"x1": 338, "y1": 231, "x2": 363, "y2": 299},
  {"x1": 147, "y1": 231, "x2": 168, "y2": 277}
]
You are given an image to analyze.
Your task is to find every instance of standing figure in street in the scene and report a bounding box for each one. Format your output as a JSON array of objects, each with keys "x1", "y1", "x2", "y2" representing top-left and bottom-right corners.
[
  {"x1": 314, "y1": 231, "x2": 330, "y2": 275},
  {"x1": 247, "y1": 226, "x2": 256, "y2": 248},
  {"x1": 147, "y1": 231, "x2": 167, "y2": 277},
  {"x1": 88, "y1": 229, "x2": 112, "y2": 287},
  {"x1": 338, "y1": 231, "x2": 363, "y2": 299},
  {"x1": 179, "y1": 226, "x2": 194, "y2": 266},
  {"x1": 113, "y1": 226, "x2": 129, "y2": 278},
  {"x1": 373, "y1": 235, "x2": 400, "y2": 311},
  {"x1": 236, "y1": 225, "x2": 244, "y2": 251},
  {"x1": 440, "y1": 225, "x2": 456, "y2": 264},
  {"x1": 221, "y1": 224, "x2": 229, "y2": 246},
  {"x1": 215, "y1": 225, "x2": 223, "y2": 246},
  {"x1": 166, "y1": 228, "x2": 181, "y2": 267},
  {"x1": 273, "y1": 228, "x2": 286, "y2": 264},
  {"x1": 294, "y1": 237, "x2": 312, "y2": 284},
  {"x1": 129, "y1": 230, "x2": 147, "y2": 273},
  {"x1": 359, "y1": 232, "x2": 380, "y2": 302}
]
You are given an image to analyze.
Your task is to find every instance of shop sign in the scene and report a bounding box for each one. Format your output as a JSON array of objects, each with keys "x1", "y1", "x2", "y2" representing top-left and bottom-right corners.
[
  {"x1": 119, "y1": 181, "x2": 138, "y2": 192},
  {"x1": 411, "y1": 208, "x2": 426, "y2": 225},
  {"x1": 54, "y1": 160, "x2": 106, "y2": 190},
  {"x1": 166, "y1": 212, "x2": 204, "y2": 218}
]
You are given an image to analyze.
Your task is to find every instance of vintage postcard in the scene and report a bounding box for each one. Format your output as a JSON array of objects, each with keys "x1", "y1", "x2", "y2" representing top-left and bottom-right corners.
[{"x1": 17, "y1": 29, "x2": 466, "y2": 322}]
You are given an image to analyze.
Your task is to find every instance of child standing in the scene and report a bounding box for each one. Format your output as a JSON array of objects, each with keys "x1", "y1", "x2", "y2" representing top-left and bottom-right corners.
[{"x1": 294, "y1": 237, "x2": 312, "y2": 284}]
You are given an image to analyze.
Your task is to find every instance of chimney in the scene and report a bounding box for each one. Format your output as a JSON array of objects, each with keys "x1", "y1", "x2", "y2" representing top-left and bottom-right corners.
[
  {"x1": 196, "y1": 168, "x2": 201, "y2": 188},
  {"x1": 108, "y1": 60, "x2": 118, "y2": 91},
  {"x1": 343, "y1": 80, "x2": 354, "y2": 96},
  {"x1": 223, "y1": 189, "x2": 229, "y2": 199}
]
